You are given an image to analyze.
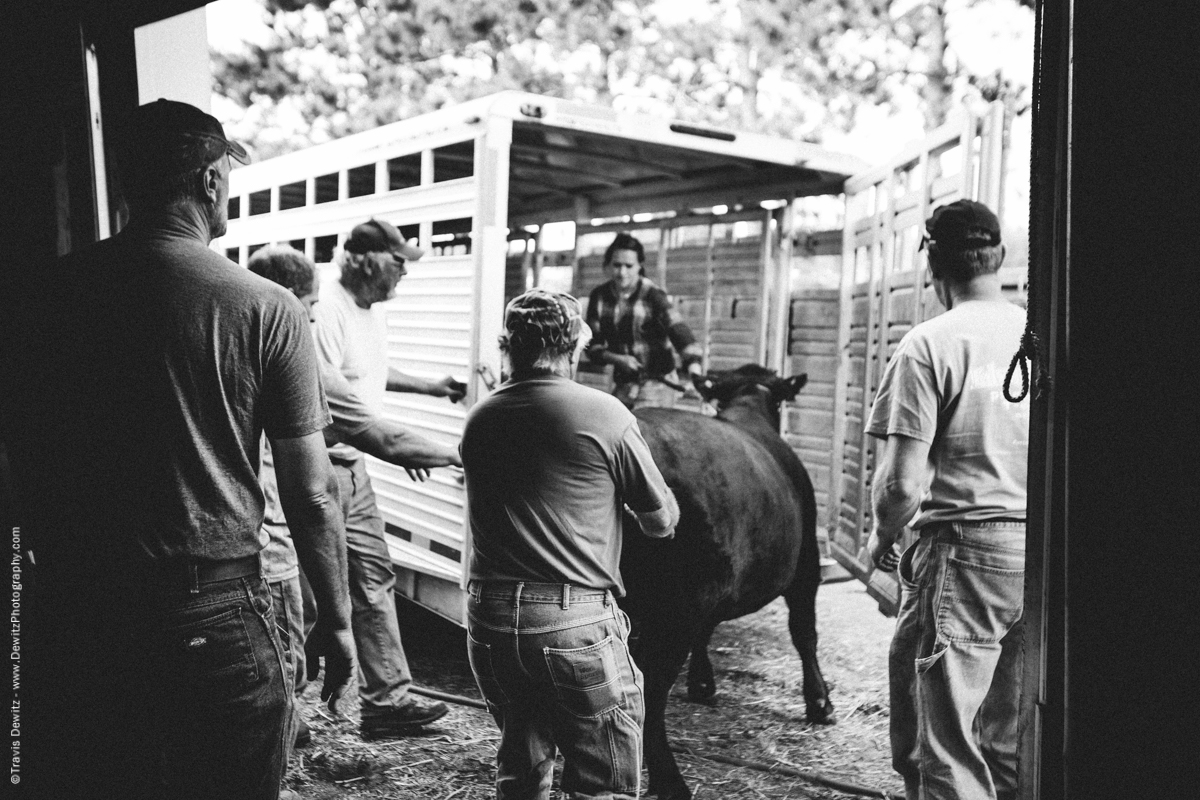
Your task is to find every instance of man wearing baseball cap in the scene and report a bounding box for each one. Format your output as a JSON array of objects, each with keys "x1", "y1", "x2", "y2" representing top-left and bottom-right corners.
[
  {"x1": 866, "y1": 199, "x2": 1029, "y2": 800},
  {"x1": 311, "y1": 217, "x2": 466, "y2": 738},
  {"x1": 8, "y1": 98, "x2": 355, "y2": 799}
]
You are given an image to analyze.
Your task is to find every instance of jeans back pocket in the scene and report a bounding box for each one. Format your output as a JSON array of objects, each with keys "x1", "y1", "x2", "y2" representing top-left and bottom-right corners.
[
  {"x1": 544, "y1": 636, "x2": 622, "y2": 718},
  {"x1": 160, "y1": 607, "x2": 261, "y2": 691},
  {"x1": 938, "y1": 556, "x2": 1024, "y2": 644}
]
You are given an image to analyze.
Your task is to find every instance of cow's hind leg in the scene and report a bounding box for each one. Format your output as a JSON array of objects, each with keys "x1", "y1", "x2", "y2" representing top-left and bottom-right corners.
[
  {"x1": 685, "y1": 621, "x2": 719, "y2": 703},
  {"x1": 783, "y1": 569, "x2": 835, "y2": 724},
  {"x1": 632, "y1": 621, "x2": 695, "y2": 800}
]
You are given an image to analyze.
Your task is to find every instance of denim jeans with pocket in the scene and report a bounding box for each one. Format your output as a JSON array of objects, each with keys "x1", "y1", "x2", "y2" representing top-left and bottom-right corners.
[
  {"x1": 145, "y1": 573, "x2": 293, "y2": 800},
  {"x1": 890, "y1": 521, "x2": 1025, "y2": 800},
  {"x1": 467, "y1": 581, "x2": 645, "y2": 800}
]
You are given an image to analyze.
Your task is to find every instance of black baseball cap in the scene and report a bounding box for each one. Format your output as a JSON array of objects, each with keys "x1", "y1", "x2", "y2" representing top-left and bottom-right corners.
[
  {"x1": 344, "y1": 218, "x2": 424, "y2": 261},
  {"x1": 129, "y1": 98, "x2": 249, "y2": 177},
  {"x1": 925, "y1": 199, "x2": 1001, "y2": 250}
]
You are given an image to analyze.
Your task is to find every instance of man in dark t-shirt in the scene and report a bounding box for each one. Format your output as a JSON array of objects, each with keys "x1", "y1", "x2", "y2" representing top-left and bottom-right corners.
[
  {"x1": 2, "y1": 100, "x2": 354, "y2": 800},
  {"x1": 461, "y1": 289, "x2": 679, "y2": 800}
]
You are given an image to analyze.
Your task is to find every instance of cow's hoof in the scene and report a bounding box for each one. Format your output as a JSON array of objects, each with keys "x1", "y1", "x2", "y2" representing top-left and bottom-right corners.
[
  {"x1": 806, "y1": 699, "x2": 836, "y2": 725},
  {"x1": 686, "y1": 679, "x2": 717, "y2": 704}
]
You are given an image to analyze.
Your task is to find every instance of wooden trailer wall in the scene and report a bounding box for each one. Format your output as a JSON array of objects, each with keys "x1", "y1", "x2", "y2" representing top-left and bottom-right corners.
[{"x1": 784, "y1": 229, "x2": 846, "y2": 539}]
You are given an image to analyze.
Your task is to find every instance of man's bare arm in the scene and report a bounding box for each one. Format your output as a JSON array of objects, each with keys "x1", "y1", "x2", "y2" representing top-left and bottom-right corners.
[
  {"x1": 271, "y1": 431, "x2": 355, "y2": 707},
  {"x1": 867, "y1": 433, "x2": 931, "y2": 571},
  {"x1": 343, "y1": 418, "x2": 462, "y2": 470},
  {"x1": 386, "y1": 367, "x2": 465, "y2": 401}
]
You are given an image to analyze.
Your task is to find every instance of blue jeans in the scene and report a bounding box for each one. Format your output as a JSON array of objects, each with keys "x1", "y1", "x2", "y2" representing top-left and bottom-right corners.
[
  {"x1": 332, "y1": 456, "x2": 414, "y2": 714},
  {"x1": 145, "y1": 573, "x2": 294, "y2": 800},
  {"x1": 889, "y1": 522, "x2": 1025, "y2": 800},
  {"x1": 270, "y1": 575, "x2": 311, "y2": 694},
  {"x1": 467, "y1": 581, "x2": 645, "y2": 800}
]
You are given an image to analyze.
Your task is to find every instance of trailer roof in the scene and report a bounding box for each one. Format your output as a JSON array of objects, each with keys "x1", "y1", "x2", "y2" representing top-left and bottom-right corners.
[{"x1": 229, "y1": 91, "x2": 869, "y2": 224}]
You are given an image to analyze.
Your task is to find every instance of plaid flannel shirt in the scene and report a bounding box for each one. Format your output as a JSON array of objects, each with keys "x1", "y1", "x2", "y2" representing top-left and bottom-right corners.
[{"x1": 585, "y1": 277, "x2": 702, "y2": 382}]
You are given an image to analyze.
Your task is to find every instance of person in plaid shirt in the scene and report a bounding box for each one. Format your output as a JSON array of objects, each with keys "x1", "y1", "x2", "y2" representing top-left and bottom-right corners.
[{"x1": 585, "y1": 232, "x2": 704, "y2": 408}]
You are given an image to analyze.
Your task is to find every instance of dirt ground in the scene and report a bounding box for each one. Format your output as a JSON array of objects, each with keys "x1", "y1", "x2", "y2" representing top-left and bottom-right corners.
[{"x1": 284, "y1": 578, "x2": 904, "y2": 799}]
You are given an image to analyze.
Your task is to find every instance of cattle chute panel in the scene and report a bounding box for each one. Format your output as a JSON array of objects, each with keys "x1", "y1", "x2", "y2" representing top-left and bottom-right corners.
[{"x1": 829, "y1": 103, "x2": 1009, "y2": 615}]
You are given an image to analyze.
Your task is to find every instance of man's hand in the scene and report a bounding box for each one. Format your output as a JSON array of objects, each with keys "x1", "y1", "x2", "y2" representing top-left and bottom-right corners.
[
  {"x1": 404, "y1": 467, "x2": 431, "y2": 482},
  {"x1": 612, "y1": 354, "x2": 641, "y2": 378},
  {"x1": 867, "y1": 529, "x2": 901, "y2": 572},
  {"x1": 432, "y1": 376, "x2": 467, "y2": 403},
  {"x1": 318, "y1": 627, "x2": 356, "y2": 714}
]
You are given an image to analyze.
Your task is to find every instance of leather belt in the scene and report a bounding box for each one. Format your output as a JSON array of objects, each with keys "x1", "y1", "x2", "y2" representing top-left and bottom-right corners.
[
  {"x1": 147, "y1": 553, "x2": 262, "y2": 589},
  {"x1": 468, "y1": 580, "x2": 610, "y2": 608}
]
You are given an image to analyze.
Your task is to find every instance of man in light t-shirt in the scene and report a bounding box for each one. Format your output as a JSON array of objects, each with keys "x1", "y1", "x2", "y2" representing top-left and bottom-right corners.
[
  {"x1": 866, "y1": 200, "x2": 1030, "y2": 800},
  {"x1": 313, "y1": 219, "x2": 466, "y2": 738},
  {"x1": 249, "y1": 244, "x2": 462, "y2": 749}
]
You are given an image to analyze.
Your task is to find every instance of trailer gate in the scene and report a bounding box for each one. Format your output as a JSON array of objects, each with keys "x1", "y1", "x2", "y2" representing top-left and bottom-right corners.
[{"x1": 827, "y1": 103, "x2": 1014, "y2": 616}]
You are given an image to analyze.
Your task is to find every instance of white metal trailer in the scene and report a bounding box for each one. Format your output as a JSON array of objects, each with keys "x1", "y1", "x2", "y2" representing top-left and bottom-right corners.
[{"x1": 214, "y1": 91, "x2": 1008, "y2": 623}]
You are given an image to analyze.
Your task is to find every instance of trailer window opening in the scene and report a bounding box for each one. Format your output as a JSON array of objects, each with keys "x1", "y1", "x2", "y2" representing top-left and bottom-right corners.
[
  {"x1": 314, "y1": 234, "x2": 337, "y2": 264},
  {"x1": 288, "y1": 238, "x2": 305, "y2": 252},
  {"x1": 347, "y1": 164, "x2": 375, "y2": 198},
  {"x1": 388, "y1": 154, "x2": 421, "y2": 191},
  {"x1": 433, "y1": 142, "x2": 474, "y2": 183},
  {"x1": 228, "y1": 196, "x2": 240, "y2": 219},
  {"x1": 395, "y1": 223, "x2": 419, "y2": 244},
  {"x1": 431, "y1": 217, "x2": 473, "y2": 255},
  {"x1": 248, "y1": 189, "x2": 270, "y2": 216},
  {"x1": 225, "y1": 248, "x2": 239, "y2": 263},
  {"x1": 279, "y1": 180, "x2": 306, "y2": 210},
  {"x1": 314, "y1": 172, "x2": 338, "y2": 204}
]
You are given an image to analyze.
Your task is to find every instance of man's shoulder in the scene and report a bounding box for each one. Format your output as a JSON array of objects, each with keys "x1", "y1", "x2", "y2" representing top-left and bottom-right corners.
[
  {"x1": 637, "y1": 279, "x2": 669, "y2": 302},
  {"x1": 315, "y1": 280, "x2": 355, "y2": 322},
  {"x1": 911, "y1": 300, "x2": 1024, "y2": 342},
  {"x1": 588, "y1": 281, "x2": 613, "y2": 304},
  {"x1": 473, "y1": 377, "x2": 631, "y2": 422}
]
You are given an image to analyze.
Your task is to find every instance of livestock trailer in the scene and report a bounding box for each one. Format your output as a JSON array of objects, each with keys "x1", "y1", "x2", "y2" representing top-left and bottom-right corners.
[{"x1": 214, "y1": 91, "x2": 1015, "y2": 621}]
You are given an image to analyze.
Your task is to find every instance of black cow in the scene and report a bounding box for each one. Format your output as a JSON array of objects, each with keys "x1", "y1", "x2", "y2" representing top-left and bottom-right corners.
[{"x1": 618, "y1": 365, "x2": 835, "y2": 800}]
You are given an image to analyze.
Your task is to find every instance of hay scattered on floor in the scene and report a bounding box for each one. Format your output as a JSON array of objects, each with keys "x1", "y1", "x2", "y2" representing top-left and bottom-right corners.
[{"x1": 286, "y1": 580, "x2": 903, "y2": 799}]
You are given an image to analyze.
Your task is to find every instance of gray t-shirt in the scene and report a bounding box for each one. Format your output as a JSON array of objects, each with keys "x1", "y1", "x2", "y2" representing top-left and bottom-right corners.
[
  {"x1": 867, "y1": 299, "x2": 1030, "y2": 528},
  {"x1": 461, "y1": 374, "x2": 675, "y2": 595},
  {"x1": 63, "y1": 223, "x2": 331, "y2": 563}
]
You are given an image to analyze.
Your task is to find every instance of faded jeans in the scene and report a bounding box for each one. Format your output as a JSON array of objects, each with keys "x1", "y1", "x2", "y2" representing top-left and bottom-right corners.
[
  {"x1": 467, "y1": 581, "x2": 645, "y2": 800},
  {"x1": 332, "y1": 455, "x2": 414, "y2": 714},
  {"x1": 146, "y1": 573, "x2": 294, "y2": 800},
  {"x1": 890, "y1": 521, "x2": 1025, "y2": 800}
]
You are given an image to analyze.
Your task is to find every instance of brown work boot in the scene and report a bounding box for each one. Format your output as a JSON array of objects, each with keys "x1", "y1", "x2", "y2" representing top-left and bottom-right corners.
[{"x1": 360, "y1": 695, "x2": 449, "y2": 739}]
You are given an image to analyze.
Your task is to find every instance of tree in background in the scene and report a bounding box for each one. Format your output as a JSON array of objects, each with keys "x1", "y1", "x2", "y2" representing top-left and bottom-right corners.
[{"x1": 212, "y1": 0, "x2": 1033, "y2": 161}]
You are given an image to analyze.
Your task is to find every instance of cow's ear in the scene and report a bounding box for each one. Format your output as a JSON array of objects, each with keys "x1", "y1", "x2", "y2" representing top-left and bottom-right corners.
[{"x1": 775, "y1": 373, "x2": 808, "y2": 402}]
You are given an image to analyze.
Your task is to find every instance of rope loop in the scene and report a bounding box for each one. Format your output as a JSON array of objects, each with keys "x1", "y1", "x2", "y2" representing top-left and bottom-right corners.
[{"x1": 1003, "y1": 348, "x2": 1030, "y2": 403}]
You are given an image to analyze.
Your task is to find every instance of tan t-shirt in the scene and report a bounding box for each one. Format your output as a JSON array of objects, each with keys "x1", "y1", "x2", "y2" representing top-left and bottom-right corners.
[{"x1": 867, "y1": 299, "x2": 1030, "y2": 528}]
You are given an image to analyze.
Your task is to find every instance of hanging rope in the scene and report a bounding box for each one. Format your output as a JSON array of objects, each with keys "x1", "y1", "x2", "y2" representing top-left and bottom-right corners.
[{"x1": 1004, "y1": 0, "x2": 1053, "y2": 404}]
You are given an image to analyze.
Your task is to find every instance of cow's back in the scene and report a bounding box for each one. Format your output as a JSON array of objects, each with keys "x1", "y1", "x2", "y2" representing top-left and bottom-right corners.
[{"x1": 621, "y1": 408, "x2": 805, "y2": 621}]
